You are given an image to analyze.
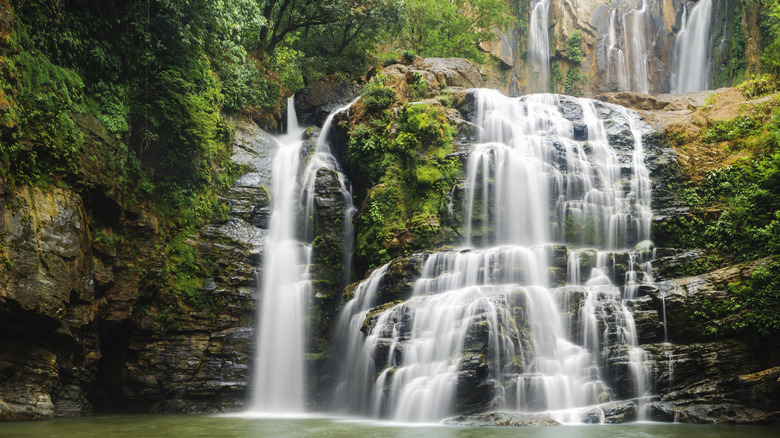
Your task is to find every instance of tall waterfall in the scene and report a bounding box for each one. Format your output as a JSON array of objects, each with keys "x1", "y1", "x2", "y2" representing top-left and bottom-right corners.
[
  {"x1": 605, "y1": 0, "x2": 652, "y2": 94},
  {"x1": 250, "y1": 98, "x2": 355, "y2": 413},
  {"x1": 527, "y1": 0, "x2": 551, "y2": 92},
  {"x1": 671, "y1": 0, "x2": 714, "y2": 94},
  {"x1": 332, "y1": 91, "x2": 655, "y2": 423}
]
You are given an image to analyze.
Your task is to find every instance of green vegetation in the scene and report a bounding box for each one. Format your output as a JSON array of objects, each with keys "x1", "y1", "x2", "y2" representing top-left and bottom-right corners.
[
  {"x1": 691, "y1": 258, "x2": 780, "y2": 340},
  {"x1": 361, "y1": 74, "x2": 397, "y2": 114},
  {"x1": 759, "y1": 0, "x2": 780, "y2": 75},
  {"x1": 395, "y1": 0, "x2": 513, "y2": 63},
  {"x1": 721, "y1": 4, "x2": 748, "y2": 85},
  {"x1": 551, "y1": 31, "x2": 586, "y2": 96},
  {"x1": 737, "y1": 73, "x2": 780, "y2": 99},
  {"x1": 409, "y1": 73, "x2": 427, "y2": 99},
  {"x1": 656, "y1": 95, "x2": 780, "y2": 262},
  {"x1": 0, "y1": 35, "x2": 86, "y2": 184},
  {"x1": 350, "y1": 100, "x2": 461, "y2": 272},
  {"x1": 563, "y1": 30, "x2": 584, "y2": 64},
  {"x1": 724, "y1": 0, "x2": 780, "y2": 82}
]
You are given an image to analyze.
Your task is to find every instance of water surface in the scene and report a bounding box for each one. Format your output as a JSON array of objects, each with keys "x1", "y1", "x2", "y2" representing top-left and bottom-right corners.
[{"x1": 1, "y1": 415, "x2": 778, "y2": 438}]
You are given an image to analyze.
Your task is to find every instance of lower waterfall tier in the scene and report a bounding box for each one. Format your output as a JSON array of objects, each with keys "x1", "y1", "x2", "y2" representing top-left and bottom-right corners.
[{"x1": 330, "y1": 245, "x2": 659, "y2": 423}]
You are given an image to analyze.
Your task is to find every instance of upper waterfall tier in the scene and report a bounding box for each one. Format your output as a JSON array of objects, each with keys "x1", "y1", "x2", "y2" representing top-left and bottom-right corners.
[
  {"x1": 671, "y1": 0, "x2": 714, "y2": 93},
  {"x1": 464, "y1": 91, "x2": 652, "y2": 250},
  {"x1": 527, "y1": 0, "x2": 552, "y2": 92}
]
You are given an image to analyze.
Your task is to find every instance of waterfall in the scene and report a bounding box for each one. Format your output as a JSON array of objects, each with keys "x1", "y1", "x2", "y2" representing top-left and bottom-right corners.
[
  {"x1": 671, "y1": 0, "x2": 714, "y2": 93},
  {"x1": 607, "y1": 9, "x2": 629, "y2": 91},
  {"x1": 604, "y1": 0, "x2": 651, "y2": 93},
  {"x1": 250, "y1": 98, "x2": 356, "y2": 413},
  {"x1": 333, "y1": 90, "x2": 656, "y2": 423},
  {"x1": 250, "y1": 97, "x2": 309, "y2": 412},
  {"x1": 623, "y1": 0, "x2": 651, "y2": 94},
  {"x1": 527, "y1": 0, "x2": 551, "y2": 92}
]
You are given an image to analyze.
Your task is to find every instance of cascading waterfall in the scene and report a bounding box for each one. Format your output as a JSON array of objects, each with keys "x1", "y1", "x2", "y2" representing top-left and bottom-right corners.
[
  {"x1": 527, "y1": 0, "x2": 551, "y2": 92},
  {"x1": 671, "y1": 0, "x2": 714, "y2": 93},
  {"x1": 333, "y1": 90, "x2": 656, "y2": 423},
  {"x1": 250, "y1": 98, "x2": 356, "y2": 413}
]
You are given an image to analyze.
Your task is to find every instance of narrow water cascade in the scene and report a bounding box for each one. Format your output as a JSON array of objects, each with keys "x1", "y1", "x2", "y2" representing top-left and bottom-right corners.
[
  {"x1": 250, "y1": 98, "x2": 356, "y2": 413},
  {"x1": 333, "y1": 90, "x2": 657, "y2": 423},
  {"x1": 527, "y1": 0, "x2": 551, "y2": 92},
  {"x1": 604, "y1": 0, "x2": 651, "y2": 93},
  {"x1": 606, "y1": 9, "x2": 629, "y2": 92},
  {"x1": 671, "y1": 0, "x2": 714, "y2": 94},
  {"x1": 250, "y1": 97, "x2": 309, "y2": 412}
]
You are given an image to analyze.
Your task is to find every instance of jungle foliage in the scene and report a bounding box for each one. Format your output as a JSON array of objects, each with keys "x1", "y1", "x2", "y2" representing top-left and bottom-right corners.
[{"x1": 349, "y1": 78, "x2": 461, "y2": 273}]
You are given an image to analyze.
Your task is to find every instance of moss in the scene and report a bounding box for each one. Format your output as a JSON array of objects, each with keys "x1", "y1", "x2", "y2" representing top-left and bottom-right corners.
[
  {"x1": 0, "y1": 39, "x2": 86, "y2": 184},
  {"x1": 361, "y1": 301, "x2": 402, "y2": 334},
  {"x1": 352, "y1": 102, "x2": 462, "y2": 274}
]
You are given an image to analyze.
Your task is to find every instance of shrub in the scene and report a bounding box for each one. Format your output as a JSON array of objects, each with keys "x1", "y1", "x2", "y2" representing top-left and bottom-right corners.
[{"x1": 362, "y1": 74, "x2": 396, "y2": 113}]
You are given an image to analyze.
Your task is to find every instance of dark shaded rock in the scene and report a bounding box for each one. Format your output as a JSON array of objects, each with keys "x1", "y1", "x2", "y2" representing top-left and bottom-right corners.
[
  {"x1": 639, "y1": 258, "x2": 773, "y2": 343},
  {"x1": 582, "y1": 401, "x2": 637, "y2": 424},
  {"x1": 572, "y1": 122, "x2": 588, "y2": 141},
  {"x1": 604, "y1": 117, "x2": 635, "y2": 150},
  {"x1": 648, "y1": 401, "x2": 780, "y2": 425},
  {"x1": 557, "y1": 96, "x2": 583, "y2": 121},
  {"x1": 454, "y1": 353, "x2": 496, "y2": 415},
  {"x1": 223, "y1": 186, "x2": 270, "y2": 229},
  {"x1": 0, "y1": 185, "x2": 98, "y2": 421},
  {"x1": 643, "y1": 340, "x2": 780, "y2": 420},
  {"x1": 373, "y1": 252, "x2": 428, "y2": 305},
  {"x1": 294, "y1": 75, "x2": 360, "y2": 126},
  {"x1": 444, "y1": 412, "x2": 561, "y2": 427}
]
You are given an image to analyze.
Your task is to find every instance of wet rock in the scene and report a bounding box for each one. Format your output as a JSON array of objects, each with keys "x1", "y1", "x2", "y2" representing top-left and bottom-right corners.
[
  {"x1": 582, "y1": 401, "x2": 637, "y2": 424},
  {"x1": 557, "y1": 96, "x2": 584, "y2": 122},
  {"x1": 639, "y1": 258, "x2": 773, "y2": 343},
  {"x1": 643, "y1": 340, "x2": 780, "y2": 420},
  {"x1": 223, "y1": 186, "x2": 270, "y2": 229},
  {"x1": 444, "y1": 412, "x2": 561, "y2": 427},
  {"x1": 0, "y1": 185, "x2": 97, "y2": 421},
  {"x1": 648, "y1": 401, "x2": 780, "y2": 424},
  {"x1": 454, "y1": 353, "x2": 496, "y2": 414},
  {"x1": 604, "y1": 117, "x2": 635, "y2": 150},
  {"x1": 230, "y1": 116, "x2": 277, "y2": 190},
  {"x1": 294, "y1": 75, "x2": 360, "y2": 126},
  {"x1": 372, "y1": 252, "x2": 428, "y2": 304}
]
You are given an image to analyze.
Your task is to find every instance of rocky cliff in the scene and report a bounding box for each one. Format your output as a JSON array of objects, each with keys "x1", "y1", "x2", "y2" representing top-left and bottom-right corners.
[
  {"x1": 482, "y1": 0, "x2": 760, "y2": 96},
  {"x1": 0, "y1": 115, "x2": 272, "y2": 419}
]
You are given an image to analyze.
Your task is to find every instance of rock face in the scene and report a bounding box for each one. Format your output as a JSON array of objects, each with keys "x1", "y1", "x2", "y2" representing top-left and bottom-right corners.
[
  {"x1": 0, "y1": 115, "x2": 277, "y2": 420},
  {"x1": 378, "y1": 57, "x2": 486, "y2": 95},
  {"x1": 0, "y1": 186, "x2": 95, "y2": 420},
  {"x1": 294, "y1": 75, "x2": 361, "y2": 126},
  {"x1": 482, "y1": 0, "x2": 747, "y2": 95}
]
